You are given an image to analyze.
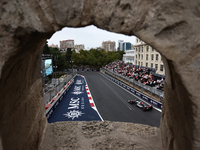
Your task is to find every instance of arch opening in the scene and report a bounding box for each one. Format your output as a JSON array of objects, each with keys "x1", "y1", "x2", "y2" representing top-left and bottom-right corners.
[{"x1": 0, "y1": 0, "x2": 199, "y2": 149}]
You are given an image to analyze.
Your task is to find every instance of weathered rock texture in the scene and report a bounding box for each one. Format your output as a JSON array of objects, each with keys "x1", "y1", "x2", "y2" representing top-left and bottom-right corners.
[
  {"x1": 40, "y1": 121, "x2": 162, "y2": 150},
  {"x1": 0, "y1": 0, "x2": 200, "y2": 150}
]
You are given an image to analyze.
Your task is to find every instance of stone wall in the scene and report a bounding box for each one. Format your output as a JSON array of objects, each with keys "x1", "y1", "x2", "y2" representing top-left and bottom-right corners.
[{"x1": 0, "y1": 0, "x2": 200, "y2": 149}]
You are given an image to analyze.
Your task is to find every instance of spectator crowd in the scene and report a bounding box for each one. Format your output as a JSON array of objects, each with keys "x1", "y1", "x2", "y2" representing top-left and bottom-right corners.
[{"x1": 104, "y1": 60, "x2": 164, "y2": 91}]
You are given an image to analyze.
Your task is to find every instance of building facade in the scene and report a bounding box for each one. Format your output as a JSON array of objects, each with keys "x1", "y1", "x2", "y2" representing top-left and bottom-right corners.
[
  {"x1": 133, "y1": 38, "x2": 165, "y2": 75},
  {"x1": 60, "y1": 40, "x2": 74, "y2": 50},
  {"x1": 49, "y1": 44, "x2": 58, "y2": 48},
  {"x1": 118, "y1": 40, "x2": 124, "y2": 51},
  {"x1": 74, "y1": 44, "x2": 85, "y2": 53},
  {"x1": 122, "y1": 49, "x2": 135, "y2": 64},
  {"x1": 122, "y1": 42, "x2": 132, "y2": 51},
  {"x1": 102, "y1": 41, "x2": 116, "y2": 52}
]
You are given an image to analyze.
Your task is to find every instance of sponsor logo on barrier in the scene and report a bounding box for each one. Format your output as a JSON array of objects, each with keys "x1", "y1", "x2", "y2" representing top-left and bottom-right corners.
[
  {"x1": 127, "y1": 87, "x2": 130, "y2": 90},
  {"x1": 123, "y1": 85, "x2": 126, "y2": 88},
  {"x1": 63, "y1": 110, "x2": 84, "y2": 120},
  {"x1": 47, "y1": 109, "x2": 53, "y2": 119},
  {"x1": 54, "y1": 101, "x2": 59, "y2": 108},
  {"x1": 142, "y1": 95, "x2": 148, "y2": 101},
  {"x1": 136, "y1": 92, "x2": 141, "y2": 97},
  {"x1": 131, "y1": 89, "x2": 135, "y2": 93},
  {"x1": 59, "y1": 95, "x2": 63, "y2": 102},
  {"x1": 150, "y1": 100, "x2": 158, "y2": 106}
]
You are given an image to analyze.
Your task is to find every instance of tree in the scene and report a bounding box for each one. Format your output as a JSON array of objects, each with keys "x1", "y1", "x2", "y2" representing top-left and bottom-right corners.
[
  {"x1": 116, "y1": 50, "x2": 125, "y2": 60},
  {"x1": 68, "y1": 49, "x2": 123, "y2": 69},
  {"x1": 43, "y1": 41, "x2": 50, "y2": 54},
  {"x1": 71, "y1": 51, "x2": 80, "y2": 65},
  {"x1": 65, "y1": 48, "x2": 72, "y2": 62}
]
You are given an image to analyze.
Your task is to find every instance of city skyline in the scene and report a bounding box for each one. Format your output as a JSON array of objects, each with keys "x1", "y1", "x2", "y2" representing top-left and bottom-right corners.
[{"x1": 47, "y1": 25, "x2": 136, "y2": 50}]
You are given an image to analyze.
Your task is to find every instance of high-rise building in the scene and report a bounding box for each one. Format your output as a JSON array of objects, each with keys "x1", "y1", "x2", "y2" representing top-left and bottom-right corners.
[
  {"x1": 133, "y1": 37, "x2": 165, "y2": 75},
  {"x1": 60, "y1": 40, "x2": 74, "y2": 50},
  {"x1": 122, "y1": 42, "x2": 132, "y2": 51},
  {"x1": 102, "y1": 41, "x2": 116, "y2": 52},
  {"x1": 118, "y1": 40, "x2": 124, "y2": 51}
]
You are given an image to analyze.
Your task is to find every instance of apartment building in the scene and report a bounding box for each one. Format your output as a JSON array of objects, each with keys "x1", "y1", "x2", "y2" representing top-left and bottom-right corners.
[
  {"x1": 133, "y1": 38, "x2": 165, "y2": 75},
  {"x1": 102, "y1": 41, "x2": 116, "y2": 52},
  {"x1": 60, "y1": 39, "x2": 74, "y2": 50},
  {"x1": 74, "y1": 44, "x2": 85, "y2": 53}
]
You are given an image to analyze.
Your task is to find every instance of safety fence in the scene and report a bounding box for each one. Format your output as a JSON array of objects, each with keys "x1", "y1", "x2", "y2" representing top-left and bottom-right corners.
[
  {"x1": 44, "y1": 72, "x2": 76, "y2": 106},
  {"x1": 45, "y1": 76, "x2": 76, "y2": 119},
  {"x1": 101, "y1": 67, "x2": 164, "y2": 102},
  {"x1": 100, "y1": 68, "x2": 163, "y2": 109}
]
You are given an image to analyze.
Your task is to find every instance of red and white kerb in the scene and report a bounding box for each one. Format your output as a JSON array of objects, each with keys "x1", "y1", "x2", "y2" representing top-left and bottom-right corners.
[{"x1": 85, "y1": 85, "x2": 97, "y2": 111}]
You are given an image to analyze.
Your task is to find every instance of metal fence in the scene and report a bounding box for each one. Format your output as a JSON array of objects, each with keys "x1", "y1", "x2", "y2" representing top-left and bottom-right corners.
[
  {"x1": 101, "y1": 67, "x2": 164, "y2": 102},
  {"x1": 44, "y1": 72, "x2": 76, "y2": 105}
]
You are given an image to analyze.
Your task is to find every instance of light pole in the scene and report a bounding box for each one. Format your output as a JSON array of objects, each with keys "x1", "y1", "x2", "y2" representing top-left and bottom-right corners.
[
  {"x1": 70, "y1": 60, "x2": 74, "y2": 73},
  {"x1": 53, "y1": 55, "x2": 58, "y2": 78}
]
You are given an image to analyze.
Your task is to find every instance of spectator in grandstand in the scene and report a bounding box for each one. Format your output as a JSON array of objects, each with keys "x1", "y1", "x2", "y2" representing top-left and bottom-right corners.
[{"x1": 105, "y1": 60, "x2": 165, "y2": 89}]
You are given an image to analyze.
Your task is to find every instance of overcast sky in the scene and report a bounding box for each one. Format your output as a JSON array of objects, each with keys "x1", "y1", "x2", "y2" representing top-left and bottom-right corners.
[{"x1": 47, "y1": 25, "x2": 136, "y2": 50}]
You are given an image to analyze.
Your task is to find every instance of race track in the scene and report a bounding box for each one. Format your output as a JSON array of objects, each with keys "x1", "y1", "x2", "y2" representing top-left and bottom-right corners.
[{"x1": 79, "y1": 72, "x2": 161, "y2": 127}]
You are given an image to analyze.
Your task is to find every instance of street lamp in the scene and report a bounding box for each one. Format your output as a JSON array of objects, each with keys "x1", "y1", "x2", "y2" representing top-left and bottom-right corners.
[
  {"x1": 70, "y1": 60, "x2": 74, "y2": 73},
  {"x1": 53, "y1": 66, "x2": 57, "y2": 78},
  {"x1": 53, "y1": 55, "x2": 58, "y2": 78}
]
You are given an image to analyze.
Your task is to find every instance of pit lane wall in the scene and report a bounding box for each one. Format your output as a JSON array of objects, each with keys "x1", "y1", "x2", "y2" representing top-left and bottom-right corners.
[
  {"x1": 100, "y1": 70, "x2": 162, "y2": 110},
  {"x1": 45, "y1": 74, "x2": 76, "y2": 119}
]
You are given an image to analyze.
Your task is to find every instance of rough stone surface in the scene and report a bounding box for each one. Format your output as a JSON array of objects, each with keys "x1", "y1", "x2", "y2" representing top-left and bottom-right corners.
[
  {"x1": 40, "y1": 121, "x2": 162, "y2": 150},
  {"x1": 0, "y1": 0, "x2": 200, "y2": 150}
]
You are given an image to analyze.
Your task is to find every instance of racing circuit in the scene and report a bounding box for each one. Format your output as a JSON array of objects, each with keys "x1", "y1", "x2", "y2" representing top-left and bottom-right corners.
[{"x1": 48, "y1": 72, "x2": 161, "y2": 127}]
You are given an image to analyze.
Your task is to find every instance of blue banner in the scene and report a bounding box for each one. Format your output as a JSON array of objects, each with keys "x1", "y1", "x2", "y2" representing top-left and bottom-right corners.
[{"x1": 47, "y1": 75, "x2": 102, "y2": 123}]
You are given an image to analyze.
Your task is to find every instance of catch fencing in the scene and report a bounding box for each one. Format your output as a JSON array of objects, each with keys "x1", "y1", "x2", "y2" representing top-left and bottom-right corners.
[
  {"x1": 101, "y1": 67, "x2": 164, "y2": 103},
  {"x1": 44, "y1": 72, "x2": 76, "y2": 105}
]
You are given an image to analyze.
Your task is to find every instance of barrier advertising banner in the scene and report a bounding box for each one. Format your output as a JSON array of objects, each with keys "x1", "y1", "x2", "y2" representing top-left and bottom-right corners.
[
  {"x1": 101, "y1": 73, "x2": 162, "y2": 109},
  {"x1": 47, "y1": 75, "x2": 102, "y2": 123}
]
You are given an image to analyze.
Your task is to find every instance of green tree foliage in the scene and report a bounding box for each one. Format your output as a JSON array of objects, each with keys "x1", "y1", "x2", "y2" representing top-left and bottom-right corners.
[
  {"x1": 65, "y1": 48, "x2": 72, "y2": 63},
  {"x1": 42, "y1": 42, "x2": 124, "y2": 71},
  {"x1": 43, "y1": 41, "x2": 50, "y2": 54},
  {"x1": 71, "y1": 49, "x2": 123, "y2": 68},
  {"x1": 117, "y1": 50, "x2": 125, "y2": 60}
]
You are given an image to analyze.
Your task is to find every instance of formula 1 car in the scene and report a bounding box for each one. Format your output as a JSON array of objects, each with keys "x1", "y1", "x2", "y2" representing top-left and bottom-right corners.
[{"x1": 128, "y1": 99, "x2": 153, "y2": 111}]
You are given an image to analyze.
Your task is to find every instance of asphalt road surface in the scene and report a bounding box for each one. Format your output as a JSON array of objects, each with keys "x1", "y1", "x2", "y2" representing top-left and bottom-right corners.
[{"x1": 78, "y1": 71, "x2": 161, "y2": 127}]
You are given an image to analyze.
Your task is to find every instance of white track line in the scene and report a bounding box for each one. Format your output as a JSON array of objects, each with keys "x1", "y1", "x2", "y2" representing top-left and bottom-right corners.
[
  {"x1": 100, "y1": 73, "x2": 162, "y2": 113},
  {"x1": 100, "y1": 78, "x2": 133, "y2": 110},
  {"x1": 81, "y1": 75, "x2": 104, "y2": 121}
]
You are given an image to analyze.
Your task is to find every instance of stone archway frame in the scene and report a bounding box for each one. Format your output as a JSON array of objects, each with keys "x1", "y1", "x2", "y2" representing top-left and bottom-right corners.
[{"x1": 0, "y1": 0, "x2": 200, "y2": 149}]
